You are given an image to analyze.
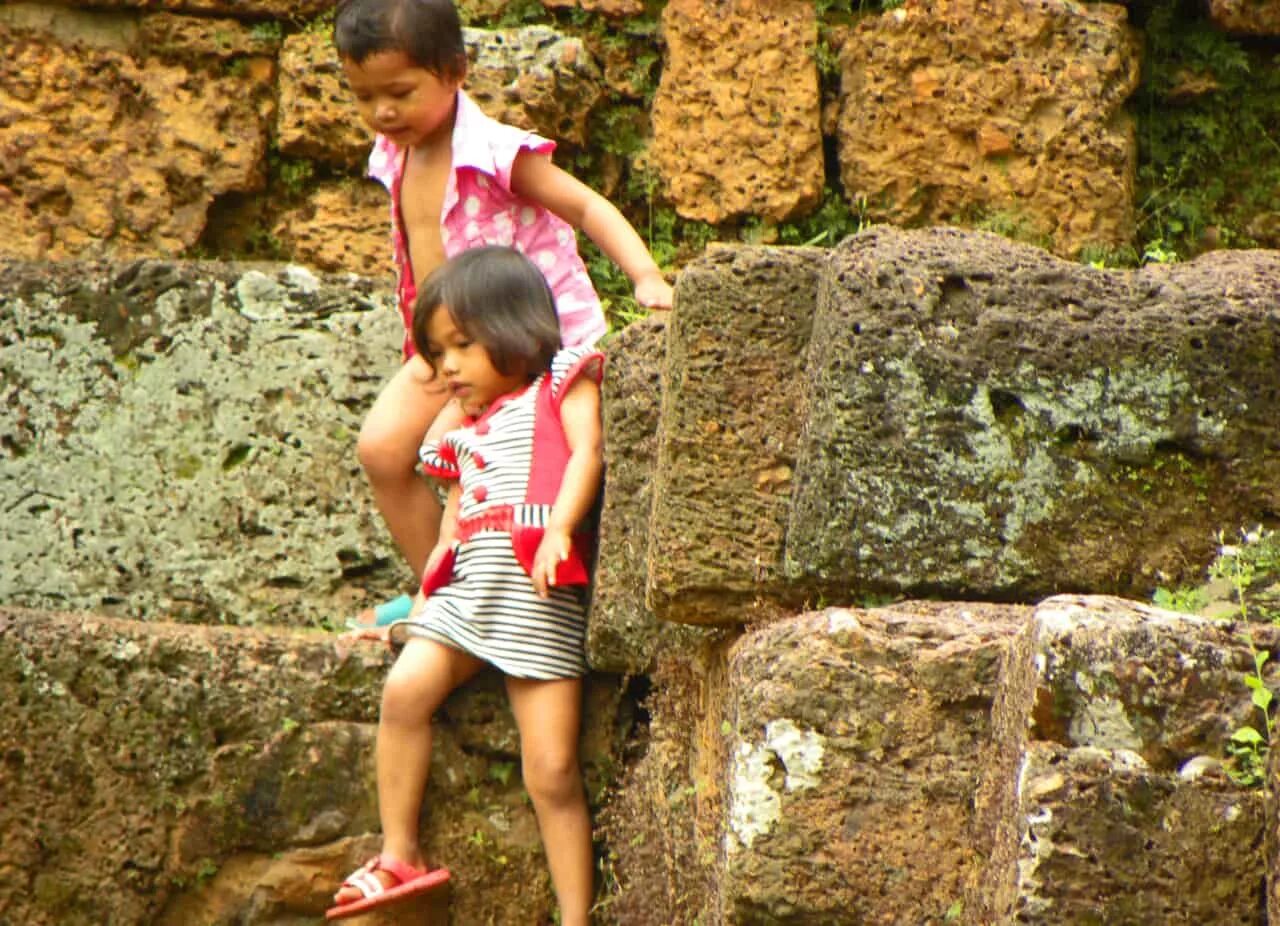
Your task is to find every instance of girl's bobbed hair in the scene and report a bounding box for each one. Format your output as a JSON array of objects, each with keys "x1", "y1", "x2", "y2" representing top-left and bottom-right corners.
[
  {"x1": 412, "y1": 246, "x2": 562, "y2": 379},
  {"x1": 334, "y1": 0, "x2": 467, "y2": 81}
]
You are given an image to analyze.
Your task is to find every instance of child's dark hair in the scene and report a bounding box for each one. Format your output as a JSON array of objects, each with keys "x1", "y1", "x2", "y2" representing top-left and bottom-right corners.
[
  {"x1": 334, "y1": 0, "x2": 467, "y2": 81},
  {"x1": 412, "y1": 246, "x2": 562, "y2": 379}
]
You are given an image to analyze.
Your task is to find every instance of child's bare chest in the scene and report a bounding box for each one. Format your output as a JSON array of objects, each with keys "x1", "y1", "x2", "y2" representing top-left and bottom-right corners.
[{"x1": 400, "y1": 146, "x2": 452, "y2": 287}]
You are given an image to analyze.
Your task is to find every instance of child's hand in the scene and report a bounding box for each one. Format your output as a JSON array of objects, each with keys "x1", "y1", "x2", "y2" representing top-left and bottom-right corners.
[
  {"x1": 634, "y1": 270, "x2": 674, "y2": 311},
  {"x1": 333, "y1": 623, "x2": 391, "y2": 660},
  {"x1": 530, "y1": 528, "x2": 573, "y2": 599}
]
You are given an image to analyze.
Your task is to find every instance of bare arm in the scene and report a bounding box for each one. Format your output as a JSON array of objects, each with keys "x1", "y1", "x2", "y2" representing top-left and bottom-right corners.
[
  {"x1": 511, "y1": 152, "x2": 674, "y2": 309},
  {"x1": 530, "y1": 376, "x2": 604, "y2": 598},
  {"x1": 432, "y1": 481, "x2": 461, "y2": 556}
]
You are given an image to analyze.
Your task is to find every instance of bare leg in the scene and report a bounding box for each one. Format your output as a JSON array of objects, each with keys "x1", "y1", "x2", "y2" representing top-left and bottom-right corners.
[
  {"x1": 357, "y1": 354, "x2": 450, "y2": 581},
  {"x1": 334, "y1": 638, "x2": 484, "y2": 904},
  {"x1": 506, "y1": 676, "x2": 593, "y2": 926}
]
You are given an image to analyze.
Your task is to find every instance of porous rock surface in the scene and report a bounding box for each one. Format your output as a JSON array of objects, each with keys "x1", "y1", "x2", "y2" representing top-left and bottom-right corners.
[
  {"x1": 650, "y1": 0, "x2": 824, "y2": 223},
  {"x1": 0, "y1": 606, "x2": 629, "y2": 925},
  {"x1": 1208, "y1": 0, "x2": 1280, "y2": 34},
  {"x1": 838, "y1": 0, "x2": 1140, "y2": 257},
  {"x1": 1, "y1": 4, "x2": 275, "y2": 260},
  {"x1": 975, "y1": 595, "x2": 1276, "y2": 923},
  {"x1": 603, "y1": 595, "x2": 1279, "y2": 924},
  {"x1": 646, "y1": 245, "x2": 823, "y2": 625},
  {"x1": 642, "y1": 230, "x2": 1280, "y2": 630},
  {"x1": 787, "y1": 227, "x2": 1280, "y2": 605},
  {"x1": 587, "y1": 314, "x2": 710, "y2": 674},
  {"x1": 2, "y1": 9, "x2": 609, "y2": 269},
  {"x1": 0, "y1": 259, "x2": 405, "y2": 626},
  {"x1": 719, "y1": 601, "x2": 1026, "y2": 923}
]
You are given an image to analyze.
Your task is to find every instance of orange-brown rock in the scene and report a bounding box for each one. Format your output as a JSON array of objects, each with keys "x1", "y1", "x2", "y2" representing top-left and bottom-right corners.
[
  {"x1": 1, "y1": 11, "x2": 273, "y2": 260},
  {"x1": 463, "y1": 25, "x2": 605, "y2": 146},
  {"x1": 1207, "y1": 0, "x2": 1280, "y2": 34},
  {"x1": 272, "y1": 179, "x2": 390, "y2": 277},
  {"x1": 650, "y1": 0, "x2": 824, "y2": 224},
  {"x1": 837, "y1": 0, "x2": 1140, "y2": 258},
  {"x1": 276, "y1": 30, "x2": 373, "y2": 168},
  {"x1": 542, "y1": 0, "x2": 646, "y2": 16},
  {"x1": 73, "y1": 0, "x2": 332, "y2": 18}
]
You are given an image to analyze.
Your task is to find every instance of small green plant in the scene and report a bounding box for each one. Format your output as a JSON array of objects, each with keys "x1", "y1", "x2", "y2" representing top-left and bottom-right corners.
[
  {"x1": 1079, "y1": 242, "x2": 1140, "y2": 269},
  {"x1": 1140, "y1": 238, "x2": 1179, "y2": 265},
  {"x1": 272, "y1": 157, "x2": 315, "y2": 196},
  {"x1": 968, "y1": 206, "x2": 1050, "y2": 250},
  {"x1": 1211, "y1": 525, "x2": 1280, "y2": 623},
  {"x1": 194, "y1": 857, "x2": 220, "y2": 886},
  {"x1": 494, "y1": 0, "x2": 547, "y2": 27},
  {"x1": 1209, "y1": 526, "x2": 1279, "y2": 786},
  {"x1": 251, "y1": 21, "x2": 284, "y2": 43},
  {"x1": 1151, "y1": 584, "x2": 1207, "y2": 614},
  {"x1": 1135, "y1": 4, "x2": 1280, "y2": 257}
]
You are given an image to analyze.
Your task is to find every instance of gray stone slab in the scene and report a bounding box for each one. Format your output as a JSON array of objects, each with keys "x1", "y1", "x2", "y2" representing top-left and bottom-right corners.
[
  {"x1": 786, "y1": 227, "x2": 1280, "y2": 602},
  {"x1": 1, "y1": 259, "x2": 405, "y2": 627}
]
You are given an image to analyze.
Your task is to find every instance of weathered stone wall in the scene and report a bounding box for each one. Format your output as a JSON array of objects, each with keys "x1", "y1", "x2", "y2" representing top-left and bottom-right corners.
[
  {"x1": 0, "y1": 606, "x2": 631, "y2": 925},
  {"x1": 837, "y1": 0, "x2": 1140, "y2": 257},
  {"x1": 587, "y1": 228, "x2": 1280, "y2": 643},
  {"x1": 5, "y1": 0, "x2": 1279, "y2": 269},
  {"x1": 6, "y1": 232, "x2": 1280, "y2": 922},
  {"x1": 1, "y1": 259, "x2": 403, "y2": 627},
  {"x1": 603, "y1": 596, "x2": 1280, "y2": 924}
]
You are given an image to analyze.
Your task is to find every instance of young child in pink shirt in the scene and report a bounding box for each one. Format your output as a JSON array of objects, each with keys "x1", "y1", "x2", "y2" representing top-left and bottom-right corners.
[{"x1": 334, "y1": 0, "x2": 672, "y2": 626}]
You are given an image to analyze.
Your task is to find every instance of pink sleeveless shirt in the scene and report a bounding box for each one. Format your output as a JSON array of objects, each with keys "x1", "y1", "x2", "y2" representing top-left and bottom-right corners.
[{"x1": 368, "y1": 91, "x2": 607, "y2": 359}]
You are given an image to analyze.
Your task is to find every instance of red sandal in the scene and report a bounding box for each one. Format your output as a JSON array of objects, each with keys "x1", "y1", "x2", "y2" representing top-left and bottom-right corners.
[{"x1": 325, "y1": 854, "x2": 450, "y2": 921}]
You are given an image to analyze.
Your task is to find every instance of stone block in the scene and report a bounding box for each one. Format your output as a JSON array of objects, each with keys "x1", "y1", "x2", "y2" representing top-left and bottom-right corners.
[
  {"x1": 1208, "y1": 0, "x2": 1280, "y2": 35},
  {"x1": 1014, "y1": 743, "x2": 1266, "y2": 924},
  {"x1": 73, "y1": 0, "x2": 332, "y2": 17},
  {"x1": 0, "y1": 259, "x2": 405, "y2": 627},
  {"x1": 975, "y1": 594, "x2": 1277, "y2": 923},
  {"x1": 837, "y1": 0, "x2": 1140, "y2": 258},
  {"x1": 0, "y1": 9, "x2": 274, "y2": 260},
  {"x1": 588, "y1": 315, "x2": 710, "y2": 673},
  {"x1": 271, "y1": 179, "x2": 391, "y2": 278},
  {"x1": 718, "y1": 602, "x2": 1026, "y2": 924},
  {"x1": 651, "y1": 0, "x2": 824, "y2": 223},
  {"x1": 598, "y1": 639, "x2": 730, "y2": 925},
  {"x1": 276, "y1": 30, "x2": 372, "y2": 168},
  {"x1": 0, "y1": 607, "x2": 628, "y2": 925},
  {"x1": 787, "y1": 227, "x2": 1280, "y2": 603},
  {"x1": 647, "y1": 246, "x2": 824, "y2": 625}
]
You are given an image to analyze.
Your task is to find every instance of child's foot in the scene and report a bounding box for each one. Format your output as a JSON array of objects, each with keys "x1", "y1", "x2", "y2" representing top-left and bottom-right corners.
[
  {"x1": 327, "y1": 855, "x2": 450, "y2": 921},
  {"x1": 345, "y1": 593, "x2": 414, "y2": 631}
]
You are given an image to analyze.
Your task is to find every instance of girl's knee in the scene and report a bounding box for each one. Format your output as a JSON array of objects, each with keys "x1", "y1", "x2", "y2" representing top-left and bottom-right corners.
[
  {"x1": 380, "y1": 666, "x2": 437, "y2": 727},
  {"x1": 522, "y1": 750, "x2": 583, "y2": 806}
]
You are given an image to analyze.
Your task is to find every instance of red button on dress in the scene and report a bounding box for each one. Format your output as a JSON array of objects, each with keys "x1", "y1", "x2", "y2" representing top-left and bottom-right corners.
[
  {"x1": 472, "y1": 485, "x2": 488, "y2": 503},
  {"x1": 474, "y1": 422, "x2": 490, "y2": 436},
  {"x1": 471, "y1": 452, "x2": 486, "y2": 470}
]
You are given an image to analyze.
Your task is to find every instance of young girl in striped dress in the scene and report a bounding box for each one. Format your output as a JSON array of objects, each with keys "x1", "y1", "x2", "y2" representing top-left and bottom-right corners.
[{"x1": 329, "y1": 245, "x2": 604, "y2": 924}]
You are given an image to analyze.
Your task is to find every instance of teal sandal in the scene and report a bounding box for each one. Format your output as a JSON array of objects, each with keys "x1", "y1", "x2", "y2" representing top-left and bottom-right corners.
[{"x1": 345, "y1": 593, "x2": 414, "y2": 631}]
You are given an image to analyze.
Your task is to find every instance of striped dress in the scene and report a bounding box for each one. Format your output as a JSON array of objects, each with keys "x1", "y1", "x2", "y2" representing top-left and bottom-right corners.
[{"x1": 389, "y1": 347, "x2": 604, "y2": 680}]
